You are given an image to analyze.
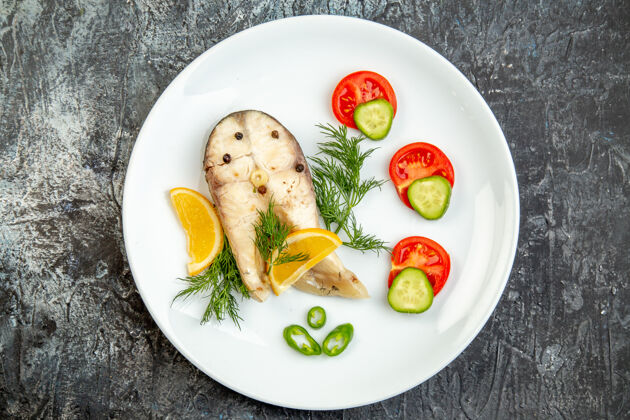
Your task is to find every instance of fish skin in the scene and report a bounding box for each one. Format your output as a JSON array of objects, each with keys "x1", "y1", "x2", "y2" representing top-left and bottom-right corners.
[{"x1": 204, "y1": 110, "x2": 368, "y2": 301}]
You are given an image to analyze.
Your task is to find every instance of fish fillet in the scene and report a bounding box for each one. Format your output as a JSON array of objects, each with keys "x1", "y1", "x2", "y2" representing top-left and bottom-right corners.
[{"x1": 203, "y1": 110, "x2": 369, "y2": 301}]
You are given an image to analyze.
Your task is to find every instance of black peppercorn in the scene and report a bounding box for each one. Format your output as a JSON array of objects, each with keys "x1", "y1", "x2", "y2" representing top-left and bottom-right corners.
[
  {"x1": 295, "y1": 163, "x2": 304, "y2": 172},
  {"x1": 223, "y1": 153, "x2": 231, "y2": 163},
  {"x1": 257, "y1": 185, "x2": 267, "y2": 194},
  {"x1": 234, "y1": 132, "x2": 243, "y2": 140},
  {"x1": 271, "y1": 130, "x2": 279, "y2": 139}
]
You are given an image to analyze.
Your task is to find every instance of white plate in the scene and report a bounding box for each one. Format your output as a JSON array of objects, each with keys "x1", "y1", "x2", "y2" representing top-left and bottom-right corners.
[{"x1": 122, "y1": 16, "x2": 519, "y2": 410}]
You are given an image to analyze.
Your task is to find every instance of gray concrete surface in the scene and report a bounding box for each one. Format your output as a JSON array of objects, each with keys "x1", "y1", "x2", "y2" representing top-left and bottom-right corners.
[{"x1": 1, "y1": 1, "x2": 628, "y2": 418}]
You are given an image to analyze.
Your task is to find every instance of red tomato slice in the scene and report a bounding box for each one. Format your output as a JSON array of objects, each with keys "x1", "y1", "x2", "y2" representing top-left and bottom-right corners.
[
  {"x1": 332, "y1": 71, "x2": 397, "y2": 129},
  {"x1": 389, "y1": 142, "x2": 455, "y2": 208},
  {"x1": 388, "y1": 236, "x2": 451, "y2": 295}
]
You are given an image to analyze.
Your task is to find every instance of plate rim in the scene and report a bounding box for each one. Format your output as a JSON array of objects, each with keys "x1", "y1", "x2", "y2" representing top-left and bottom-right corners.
[{"x1": 122, "y1": 14, "x2": 520, "y2": 410}]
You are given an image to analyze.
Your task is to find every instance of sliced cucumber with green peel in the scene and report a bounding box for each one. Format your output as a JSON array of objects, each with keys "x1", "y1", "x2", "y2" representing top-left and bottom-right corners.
[
  {"x1": 407, "y1": 175, "x2": 452, "y2": 220},
  {"x1": 353, "y1": 98, "x2": 393, "y2": 140},
  {"x1": 388, "y1": 267, "x2": 434, "y2": 313}
]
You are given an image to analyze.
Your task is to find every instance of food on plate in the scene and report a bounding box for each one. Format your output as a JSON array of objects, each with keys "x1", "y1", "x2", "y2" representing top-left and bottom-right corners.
[
  {"x1": 203, "y1": 110, "x2": 368, "y2": 301},
  {"x1": 332, "y1": 70, "x2": 397, "y2": 130},
  {"x1": 407, "y1": 175, "x2": 452, "y2": 220},
  {"x1": 389, "y1": 142, "x2": 455, "y2": 209},
  {"x1": 253, "y1": 200, "x2": 310, "y2": 277},
  {"x1": 387, "y1": 236, "x2": 450, "y2": 314},
  {"x1": 388, "y1": 267, "x2": 434, "y2": 313},
  {"x1": 353, "y1": 98, "x2": 394, "y2": 140},
  {"x1": 172, "y1": 238, "x2": 250, "y2": 327},
  {"x1": 283, "y1": 324, "x2": 322, "y2": 356},
  {"x1": 282, "y1": 308, "x2": 353, "y2": 357},
  {"x1": 322, "y1": 323, "x2": 354, "y2": 356},
  {"x1": 268, "y1": 228, "x2": 342, "y2": 295},
  {"x1": 310, "y1": 124, "x2": 388, "y2": 254},
  {"x1": 307, "y1": 306, "x2": 326, "y2": 329},
  {"x1": 388, "y1": 236, "x2": 451, "y2": 295},
  {"x1": 169, "y1": 187, "x2": 224, "y2": 275}
]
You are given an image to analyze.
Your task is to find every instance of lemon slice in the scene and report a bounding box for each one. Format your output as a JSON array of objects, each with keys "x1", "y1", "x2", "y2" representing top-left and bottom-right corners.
[
  {"x1": 269, "y1": 228, "x2": 342, "y2": 295},
  {"x1": 169, "y1": 187, "x2": 224, "y2": 276}
]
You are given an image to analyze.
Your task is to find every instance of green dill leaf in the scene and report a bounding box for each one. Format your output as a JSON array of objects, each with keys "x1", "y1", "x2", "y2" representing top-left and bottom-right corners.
[
  {"x1": 275, "y1": 250, "x2": 309, "y2": 266},
  {"x1": 310, "y1": 123, "x2": 389, "y2": 254},
  {"x1": 172, "y1": 237, "x2": 249, "y2": 328},
  {"x1": 253, "y1": 199, "x2": 310, "y2": 274},
  {"x1": 342, "y1": 213, "x2": 390, "y2": 255}
]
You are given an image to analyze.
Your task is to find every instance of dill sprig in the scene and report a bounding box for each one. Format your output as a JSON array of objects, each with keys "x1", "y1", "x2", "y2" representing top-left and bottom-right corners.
[
  {"x1": 173, "y1": 238, "x2": 250, "y2": 328},
  {"x1": 310, "y1": 123, "x2": 389, "y2": 255},
  {"x1": 253, "y1": 200, "x2": 309, "y2": 274}
]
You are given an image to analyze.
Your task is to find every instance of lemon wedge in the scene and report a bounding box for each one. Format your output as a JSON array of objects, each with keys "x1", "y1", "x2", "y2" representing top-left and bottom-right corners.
[
  {"x1": 269, "y1": 228, "x2": 342, "y2": 295},
  {"x1": 170, "y1": 187, "x2": 224, "y2": 276}
]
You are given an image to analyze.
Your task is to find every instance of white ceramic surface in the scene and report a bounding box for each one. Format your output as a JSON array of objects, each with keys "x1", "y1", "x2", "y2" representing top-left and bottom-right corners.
[{"x1": 122, "y1": 16, "x2": 519, "y2": 410}]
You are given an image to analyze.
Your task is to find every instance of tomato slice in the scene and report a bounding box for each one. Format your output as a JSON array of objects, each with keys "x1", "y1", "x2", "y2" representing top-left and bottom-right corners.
[
  {"x1": 332, "y1": 71, "x2": 397, "y2": 129},
  {"x1": 389, "y1": 142, "x2": 454, "y2": 208},
  {"x1": 388, "y1": 236, "x2": 451, "y2": 295}
]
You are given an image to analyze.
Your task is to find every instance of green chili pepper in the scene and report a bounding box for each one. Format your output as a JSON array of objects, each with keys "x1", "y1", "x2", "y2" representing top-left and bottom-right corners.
[
  {"x1": 307, "y1": 306, "x2": 326, "y2": 329},
  {"x1": 283, "y1": 325, "x2": 321, "y2": 356},
  {"x1": 322, "y1": 323, "x2": 354, "y2": 357}
]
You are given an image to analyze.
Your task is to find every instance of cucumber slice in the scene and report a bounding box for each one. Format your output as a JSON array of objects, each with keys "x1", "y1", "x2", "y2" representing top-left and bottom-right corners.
[
  {"x1": 407, "y1": 175, "x2": 452, "y2": 220},
  {"x1": 388, "y1": 267, "x2": 434, "y2": 313},
  {"x1": 353, "y1": 98, "x2": 393, "y2": 140}
]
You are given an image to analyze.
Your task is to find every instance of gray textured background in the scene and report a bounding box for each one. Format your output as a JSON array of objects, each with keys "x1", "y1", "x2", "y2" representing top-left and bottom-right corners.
[{"x1": 1, "y1": 0, "x2": 629, "y2": 418}]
